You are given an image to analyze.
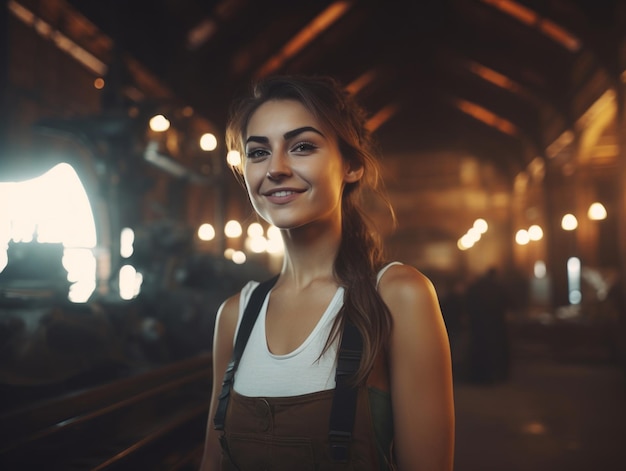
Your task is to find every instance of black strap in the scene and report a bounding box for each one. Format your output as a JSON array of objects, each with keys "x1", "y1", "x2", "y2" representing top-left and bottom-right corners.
[
  {"x1": 329, "y1": 320, "x2": 363, "y2": 462},
  {"x1": 213, "y1": 275, "x2": 278, "y2": 431}
]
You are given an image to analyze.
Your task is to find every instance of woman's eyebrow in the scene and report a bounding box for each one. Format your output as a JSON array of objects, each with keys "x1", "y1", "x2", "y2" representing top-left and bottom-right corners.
[
  {"x1": 246, "y1": 135, "x2": 268, "y2": 145},
  {"x1": 283, "y1": 126, "x2": 324, "y2": 140},
  {"x1": 245, "y1": 126, "x2": 324, "y2": 145}
]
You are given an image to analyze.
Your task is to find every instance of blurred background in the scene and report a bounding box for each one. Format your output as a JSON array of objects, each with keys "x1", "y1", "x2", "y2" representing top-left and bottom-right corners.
[{"x1": 0, "y1": 0, "x2": 625, "y2": 469}]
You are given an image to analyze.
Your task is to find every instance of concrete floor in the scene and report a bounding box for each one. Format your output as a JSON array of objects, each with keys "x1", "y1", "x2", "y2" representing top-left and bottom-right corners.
[{"x1": 452, "y1": 326, "x2": 626, "y2": 471}]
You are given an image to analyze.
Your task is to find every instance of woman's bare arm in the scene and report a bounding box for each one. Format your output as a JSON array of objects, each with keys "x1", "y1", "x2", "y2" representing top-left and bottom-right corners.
[
  {"x1": 198, "y1": 294, "x2": 240, "y2": 471},
  {"x1": 379, "y1": 264, "x2": 455, "y2": 471}
]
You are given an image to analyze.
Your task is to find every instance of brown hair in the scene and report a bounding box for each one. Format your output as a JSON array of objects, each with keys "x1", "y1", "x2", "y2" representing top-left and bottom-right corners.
[{"x1": 226, "y1": 75, "x2": 395, "y2": 384}]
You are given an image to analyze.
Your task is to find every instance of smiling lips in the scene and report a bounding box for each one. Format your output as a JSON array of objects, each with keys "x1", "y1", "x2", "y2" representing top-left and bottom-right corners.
[
  {"x1": 263, "y1": 188, "x2": 305, "y2": 204},
  {"x1": 272, "y1": 190, "x2": 295, "y2": 197}
]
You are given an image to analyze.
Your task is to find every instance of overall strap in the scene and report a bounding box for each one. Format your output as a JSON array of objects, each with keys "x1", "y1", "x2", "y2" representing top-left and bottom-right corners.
[
  {"x1": 329, "y1": 320, "x2": 363, "y2": 462},
  {"x1": 213, "y1": 275, "x2": 279, "y2": 431}
]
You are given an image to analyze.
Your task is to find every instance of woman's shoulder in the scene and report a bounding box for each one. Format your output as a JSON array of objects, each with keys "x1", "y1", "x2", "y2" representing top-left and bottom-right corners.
[
  {"x1": 378, "y1": 262, "x2": 435, "y2": 294},
  {"x1": 215, "y1": 280, "x2": 259, "y2": 336},
  {"x1": 377, "y1": 263, "x2": 439, "y2": 318}
]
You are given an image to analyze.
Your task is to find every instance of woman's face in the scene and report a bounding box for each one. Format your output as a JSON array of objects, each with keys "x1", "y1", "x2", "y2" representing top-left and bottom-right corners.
[{"x1": 243, "y1": 99, "x2": 361, "y2": 231}]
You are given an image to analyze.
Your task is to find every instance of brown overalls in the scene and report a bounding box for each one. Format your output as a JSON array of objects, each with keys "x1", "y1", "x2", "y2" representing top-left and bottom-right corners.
[{"x1": 218, "y1": 350, "x2": 396, "y2": 470}]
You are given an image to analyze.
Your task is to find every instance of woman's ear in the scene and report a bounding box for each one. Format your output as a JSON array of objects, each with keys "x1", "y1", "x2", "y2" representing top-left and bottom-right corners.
[{"x1": 344, "y1": 163, "x2": 364, "y2": 183}]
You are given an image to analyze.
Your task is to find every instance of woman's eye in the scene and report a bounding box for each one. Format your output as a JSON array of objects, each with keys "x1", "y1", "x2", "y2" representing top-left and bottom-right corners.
[
  {"x1": 246, "y1": 148, "x2": 269, "y2": 159},
  {"x1": 291, "y1": 142, "x2": 316, "y2": 153}
]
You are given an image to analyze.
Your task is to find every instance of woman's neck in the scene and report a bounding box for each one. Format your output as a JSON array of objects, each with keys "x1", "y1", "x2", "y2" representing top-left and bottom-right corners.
[{"x1": 278, "y1": 223, "x2": 342, "y2": 289}]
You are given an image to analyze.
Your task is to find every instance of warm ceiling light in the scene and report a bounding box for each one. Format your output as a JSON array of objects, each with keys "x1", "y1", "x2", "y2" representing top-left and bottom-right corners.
[
  {"x1": 468, "y1": 62, "x2": 520, "y2": 93},
  {"x1": 515, "y1": 229, "x2": 530, "y2": 245},
  {"x1": 561, "y1": 214, "x2": 578, "y2": 231},
  {"x1": 198, "y1": 223, "x2": 215, "y2": 241},
  {"x1": 200, "y1": 133, "x2": 218, "y2": 151},
  {"x1": 187, "y1": 18, "x2": 217, "y2": 49},
  {"x1": 247, "y1": 222, "x2": 264, "y2": 238},
  {"x1": 459, "y1": 234, "x2": 475, "y2": 250},
  {"x1": 149, "y1": 114, "x2": 170, "y2": 132},
  {"x1": 540, "y1": 19, "x2": 580, "y2": 52},
  {"x1": 481, "y1": 0, "x2": 580, "y2": 52},
  {"x1": 346, "y1": 69, "x2": 379, "y2": 95},
  {"x1": 467, "y1": 227, "x2": 482, "y2": 243},
  {"x1": 473, "y1": 218, "x2": 488, "y2": 233},
  {"x1": 455, "y1": 98, "x2": 519, "y2": 137},
  {"x1": 254, "y1": 1, "x2": 353, "y2": 78},
  {"x1": 232, "y1": 250, "x2": 246, "y2": 264},
  {"x1": 482, "y1": 0, "x2": 536, "y2": 24},
  {"x1": 226, "y1": 150, "x2": 241, "y2": 167},
  {"x1": 224, "y1": 220, "x2": 242, "y2": 238},
  {"x1": 588, "y1": 202, "x2": 607, "y2": 221},
  {"x1": 246, "y1": 235, "x2": 268, "y2": 254},
  {"x1": 366, "y1": 103, "x2": 399, "y2": 131},
  {"x1": 528, "y1": 224, "x2": 543, "y2": 241},
  {"x1": 8, "y1": 0, "x2": 109, "y2": 75}
]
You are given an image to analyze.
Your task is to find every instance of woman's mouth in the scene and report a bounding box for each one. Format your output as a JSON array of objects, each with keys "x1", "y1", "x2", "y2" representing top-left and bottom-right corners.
[
  {"x1": 264, "y1": 188, "x2": 303, "y2": 204},
  {"x1": 271, "y1": 190, "x2": 295, "y2": 197}
]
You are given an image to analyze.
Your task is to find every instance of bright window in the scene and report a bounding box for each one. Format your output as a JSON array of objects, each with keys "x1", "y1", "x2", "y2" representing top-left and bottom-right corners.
[{"x1": 0, "y1": 163, "x2": 97, "y2": 302}]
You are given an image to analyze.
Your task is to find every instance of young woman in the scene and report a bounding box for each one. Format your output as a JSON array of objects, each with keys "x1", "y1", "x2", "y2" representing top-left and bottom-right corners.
[{"x1": 199, "y1": 75, "x2": 454, "y2": 471}]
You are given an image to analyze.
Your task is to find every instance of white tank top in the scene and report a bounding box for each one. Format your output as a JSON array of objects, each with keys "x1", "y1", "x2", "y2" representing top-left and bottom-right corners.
[{"x1": 233, "y1": 262, "x2": 402, "y2": 397}]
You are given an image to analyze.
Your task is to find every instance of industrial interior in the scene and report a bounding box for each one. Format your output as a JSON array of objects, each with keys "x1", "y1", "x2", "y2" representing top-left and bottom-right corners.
[{"x1": 0, "y1": 0, "x2": 625, "y2": 469}]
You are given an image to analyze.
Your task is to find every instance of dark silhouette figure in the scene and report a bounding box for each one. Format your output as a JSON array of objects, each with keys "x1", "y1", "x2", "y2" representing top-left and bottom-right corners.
[{"x1": 465, "y1": 268, "x2": 511, "y2": 384}]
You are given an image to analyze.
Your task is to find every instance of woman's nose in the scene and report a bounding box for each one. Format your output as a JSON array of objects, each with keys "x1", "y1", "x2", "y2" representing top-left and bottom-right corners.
[{"x1": 266, "y1": 152, "x2": 291, "y2": 180}]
